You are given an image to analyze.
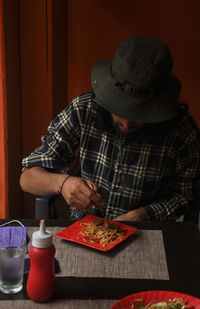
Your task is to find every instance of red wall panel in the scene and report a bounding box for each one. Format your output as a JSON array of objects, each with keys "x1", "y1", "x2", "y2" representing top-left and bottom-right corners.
[
  {"x1": 0, "y1": 0, "x2": 8, "y2": 218},
  {"x1": 20, "y1": 0, "x2": 53, "y2": 217},
  {"x1": 20, "y1": 0, "x2": 52, "y2": 155}
]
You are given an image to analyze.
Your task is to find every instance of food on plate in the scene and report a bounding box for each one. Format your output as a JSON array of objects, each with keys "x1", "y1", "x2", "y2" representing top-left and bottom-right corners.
[
  {"x1": 131, "y1": 298, "x2": 195, "y2": 309},
  {"x1": 78, "y1": 220, "x2": 127, "y2": 247}
]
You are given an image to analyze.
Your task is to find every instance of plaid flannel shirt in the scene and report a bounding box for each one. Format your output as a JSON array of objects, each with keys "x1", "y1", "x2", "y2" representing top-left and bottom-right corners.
[{"x1": 22, "y1": 92, "x2": 200, "y2": 220}]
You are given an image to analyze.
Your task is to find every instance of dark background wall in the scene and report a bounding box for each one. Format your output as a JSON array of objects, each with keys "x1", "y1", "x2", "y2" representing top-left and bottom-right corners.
[{"x1": 1, "y1": 0, "x2": 200, "y2": 218}]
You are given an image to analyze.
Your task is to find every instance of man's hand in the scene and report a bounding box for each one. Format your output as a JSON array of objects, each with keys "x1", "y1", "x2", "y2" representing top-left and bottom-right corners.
[
  {"x1": 61, "y1": 176, "x2": 104, "y2": 210},
  {"x1": 114, "y1": 208, "x2": 147, "y2": 221}
]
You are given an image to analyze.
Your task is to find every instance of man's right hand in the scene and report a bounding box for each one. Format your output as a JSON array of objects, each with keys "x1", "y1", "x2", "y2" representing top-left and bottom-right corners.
[{"x1": 60, "y1": 176, "x2": 104, "y2": 210}]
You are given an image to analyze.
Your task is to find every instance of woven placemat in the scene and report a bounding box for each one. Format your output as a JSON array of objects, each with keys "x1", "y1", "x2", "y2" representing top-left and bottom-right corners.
[
  {"x1": 0, "y1": 299, "x2": 116, "y2": 308},
  {"x1": 27, "y1": 226, "x2": 169, "y2": 280}
]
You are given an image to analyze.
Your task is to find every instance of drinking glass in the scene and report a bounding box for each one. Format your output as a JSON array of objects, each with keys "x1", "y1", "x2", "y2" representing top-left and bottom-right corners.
[{"x1": 0, "y1": 237, "x2": 25, "y2": 294}]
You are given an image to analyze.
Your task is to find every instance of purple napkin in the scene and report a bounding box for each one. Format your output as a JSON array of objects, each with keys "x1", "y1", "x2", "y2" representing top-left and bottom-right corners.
[{"x1": 0, "y1": 226, "x2": 28, "y2": 253}]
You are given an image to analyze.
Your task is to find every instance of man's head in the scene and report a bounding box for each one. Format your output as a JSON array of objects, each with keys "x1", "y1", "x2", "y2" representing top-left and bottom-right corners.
[{"x1": 91, "y1": 36, "x2": 181, "y2": 124}]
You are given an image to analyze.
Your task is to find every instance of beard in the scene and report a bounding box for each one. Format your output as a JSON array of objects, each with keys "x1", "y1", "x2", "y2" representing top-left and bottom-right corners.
[{"x1": 112, "y1": 121, "x2": 143, "y2": 136}]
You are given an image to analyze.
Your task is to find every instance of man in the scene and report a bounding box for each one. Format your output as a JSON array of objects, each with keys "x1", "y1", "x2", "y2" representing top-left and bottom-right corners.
[{"x1": 20, "y1": 36, "x2": 200, "y2": 221}]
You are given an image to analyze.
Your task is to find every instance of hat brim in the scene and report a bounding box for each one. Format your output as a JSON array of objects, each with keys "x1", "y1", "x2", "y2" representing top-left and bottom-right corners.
[{"x1": 91, "y1": 61, "x2": 178, "y2": 123}]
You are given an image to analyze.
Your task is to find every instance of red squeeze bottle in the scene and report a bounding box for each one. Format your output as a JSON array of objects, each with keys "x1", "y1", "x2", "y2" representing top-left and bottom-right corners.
[{"x1": 27, "y1": 220, "x2": 56, "y2": 302}]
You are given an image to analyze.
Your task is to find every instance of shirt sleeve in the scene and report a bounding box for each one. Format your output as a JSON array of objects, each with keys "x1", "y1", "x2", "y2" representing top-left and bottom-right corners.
[
  {"x1": 22, "y1": 98, "x2": 81, "y2": 172},
  {"x1": 143, "y1": 119, "x2": 200, "y2": 220}
]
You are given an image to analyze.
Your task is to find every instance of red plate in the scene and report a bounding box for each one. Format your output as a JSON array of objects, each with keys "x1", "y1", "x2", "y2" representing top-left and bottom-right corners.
[
  {"x1": 54, "y1": 214, "x2": 138, "y2": 252},
  {"x1": 111, "y1": 290, "x2": 200, "y2": 309}
]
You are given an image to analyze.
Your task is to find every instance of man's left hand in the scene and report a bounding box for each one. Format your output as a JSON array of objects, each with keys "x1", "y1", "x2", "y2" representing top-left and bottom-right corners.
[{"x1": 114, "y1": 208, "x2": 147, "y2": 221}]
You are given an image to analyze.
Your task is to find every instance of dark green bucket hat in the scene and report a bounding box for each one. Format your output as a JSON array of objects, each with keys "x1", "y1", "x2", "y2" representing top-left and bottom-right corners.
[{"x1": 91, "y1": 36, "x2": 181, "y2": 123}]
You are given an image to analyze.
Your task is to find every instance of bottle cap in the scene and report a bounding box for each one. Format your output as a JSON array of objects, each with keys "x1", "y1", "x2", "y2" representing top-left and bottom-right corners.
[{"x1": 32, "y1": 220, "x2": 53, "y2": 248}]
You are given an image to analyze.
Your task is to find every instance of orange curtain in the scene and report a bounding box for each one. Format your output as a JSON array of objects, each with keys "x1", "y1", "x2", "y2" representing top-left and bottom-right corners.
[{"x1": 0, "y1": 0, "x2": 8, "y2": 218}]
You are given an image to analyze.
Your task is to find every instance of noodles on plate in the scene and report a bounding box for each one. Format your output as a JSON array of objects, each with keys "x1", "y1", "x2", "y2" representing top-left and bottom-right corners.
[
  {"x1": 78, "y1": 220, "x2": 127, "y2": 247},
  {"x1": 131, "y1": 298, "x2": 195, "y2": 309}
]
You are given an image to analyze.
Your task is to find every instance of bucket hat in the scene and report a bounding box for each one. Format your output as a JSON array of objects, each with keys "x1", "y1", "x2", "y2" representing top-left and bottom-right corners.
[{"x1": 91, "y1": 36, "x2": 181, "y2": 123}]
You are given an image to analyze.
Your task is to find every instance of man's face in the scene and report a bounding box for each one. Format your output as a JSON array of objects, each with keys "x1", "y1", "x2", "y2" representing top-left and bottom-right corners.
[{"x1": 112, "y1": 114, "x2": 143, "y2": 134}]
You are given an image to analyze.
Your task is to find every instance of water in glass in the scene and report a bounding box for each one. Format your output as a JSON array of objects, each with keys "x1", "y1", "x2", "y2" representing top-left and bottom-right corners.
[{"x1": 0, "y1": 239, "x2": 25, "y2": 294}]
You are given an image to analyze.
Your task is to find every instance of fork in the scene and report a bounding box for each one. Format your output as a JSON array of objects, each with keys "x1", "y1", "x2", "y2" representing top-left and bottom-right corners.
[{"x1": 84, "y1": 181, "x2": 105, "y2": 218}]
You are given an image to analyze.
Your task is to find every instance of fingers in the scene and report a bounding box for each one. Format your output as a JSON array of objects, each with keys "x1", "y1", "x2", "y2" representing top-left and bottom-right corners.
[
  {"x1": 86, "y1": 180, "x2": 98, "y2": 193},
  {"x1": 61, "y1": 176, "x2": 104, "y2": 209},
  {"x1": 83, "y1": 180, "x2": 104, "y2": 205}
]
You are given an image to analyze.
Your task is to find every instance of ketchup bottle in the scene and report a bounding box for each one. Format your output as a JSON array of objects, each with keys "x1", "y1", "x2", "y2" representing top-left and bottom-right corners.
[{"x1": 27, "y1": 220, "x2": 56, "y2": 302}]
